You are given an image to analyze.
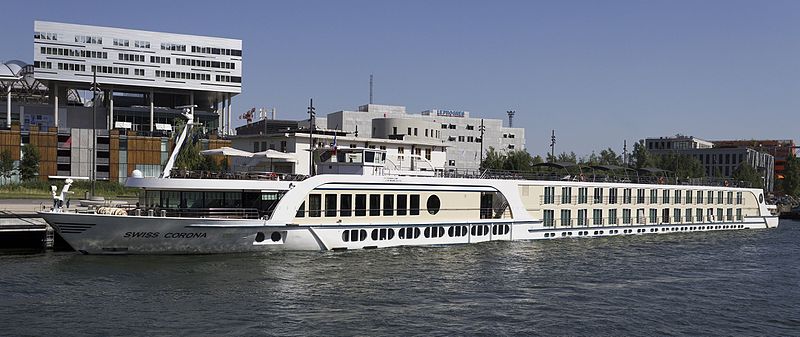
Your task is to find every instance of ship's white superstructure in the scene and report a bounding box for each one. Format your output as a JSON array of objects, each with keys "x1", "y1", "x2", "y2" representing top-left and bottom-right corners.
[{"x1": 38, "y1": 147, "x2": 778, "y2": 254}]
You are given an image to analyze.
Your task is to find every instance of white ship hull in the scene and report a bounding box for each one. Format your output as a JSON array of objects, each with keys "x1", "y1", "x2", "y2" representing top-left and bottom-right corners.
[
  {"x1": 40, "y1": 146, "x2": 780, "y2": 255},
  {"x1": 41, "y1": 211, "x2": 778, "y2": 254}
]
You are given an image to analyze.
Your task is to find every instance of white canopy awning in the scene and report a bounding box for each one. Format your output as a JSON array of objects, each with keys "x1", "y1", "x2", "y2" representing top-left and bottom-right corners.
[
  {"x1": 252, "y1": 150, "x2": 297, "y2": 162},
  {"x1": 200, "y1": 147, "x2": 254, "y2": 157}
]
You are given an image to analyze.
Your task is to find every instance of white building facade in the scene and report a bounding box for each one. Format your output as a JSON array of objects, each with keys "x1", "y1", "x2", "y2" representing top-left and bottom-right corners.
[
  {"x1": 32, "y1": 21, "x2": 241, "y2": 133},
  {"x1": 231, "y1": 131, "x2": 448, "y2": 175},
  {"x1": 327, "y1": 104, "x2": 525, "y2": 171}
]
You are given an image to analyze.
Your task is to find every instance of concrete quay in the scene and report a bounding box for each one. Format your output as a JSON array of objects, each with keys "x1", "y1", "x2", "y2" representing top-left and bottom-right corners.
[{"x1": 0, "y1": 199, "x2": 72, "y2": 252}]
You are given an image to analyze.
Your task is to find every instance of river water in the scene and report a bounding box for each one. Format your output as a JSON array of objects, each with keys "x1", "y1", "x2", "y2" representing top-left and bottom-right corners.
[{"x1": 2, "y1": 221, "x2": 799, "y2": 336}]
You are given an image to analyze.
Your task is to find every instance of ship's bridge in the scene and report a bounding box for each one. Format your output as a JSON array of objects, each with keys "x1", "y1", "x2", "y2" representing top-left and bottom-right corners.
[
  {"x1": 316, "y1": 147, "x2": 387, "y2": 176},
  {"x1": 315, "y1": 147, "x2": 438, "y2": 177}
]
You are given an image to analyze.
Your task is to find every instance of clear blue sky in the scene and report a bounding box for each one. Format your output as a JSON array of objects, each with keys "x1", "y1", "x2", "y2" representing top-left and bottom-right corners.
[{"x1": 2, "y1": 0, "x2": 798, "y2": 158}]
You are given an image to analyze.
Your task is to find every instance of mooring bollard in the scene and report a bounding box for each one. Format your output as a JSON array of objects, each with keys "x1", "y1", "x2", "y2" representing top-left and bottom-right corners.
[
  {"x1": 161, "y1": 210, "x2": 167, "y2": 217},
  {"x1": 148, "y1": 209, "x2": 154, "y2": 217}
]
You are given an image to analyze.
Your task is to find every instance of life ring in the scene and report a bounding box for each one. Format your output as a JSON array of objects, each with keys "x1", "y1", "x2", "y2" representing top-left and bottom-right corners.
[
  {"x1": 579, "y1": 174, "x2": 586, "y2": 182},
  {"x1": 724, "y1": 180, "x2": 730, "y2": 187},
  {"x1": 658, "y1": 177, "x2": 665, "y2": 184}
]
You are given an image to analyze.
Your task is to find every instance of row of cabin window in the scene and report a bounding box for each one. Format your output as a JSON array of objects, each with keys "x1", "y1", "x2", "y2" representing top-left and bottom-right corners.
[
  {"x1": 542, "y1": 208, "x2": 744, "y2": 226},
  {"x1": 542, "y1": 187, "x2": 743, "y2": 205},
  {"x1": 297, "y1": 194, "x2": 421, "y2": 218},
  {"x1": 342, "y1": 225, "x2": 510, "y2": 242}
]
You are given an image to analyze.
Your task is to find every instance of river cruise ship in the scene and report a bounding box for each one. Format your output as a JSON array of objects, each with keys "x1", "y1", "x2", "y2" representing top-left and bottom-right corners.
[{"x1": 38, "y1": 112, "x2": 779, "y2": 254}]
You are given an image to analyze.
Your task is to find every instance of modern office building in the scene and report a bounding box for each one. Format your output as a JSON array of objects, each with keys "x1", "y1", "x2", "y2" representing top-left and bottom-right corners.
[
  {"x1": 326, "y1": 104, "x2": 525, "y2": 170},
  {"x1": 646, "y1": 136, "x2": 775, "y2": 191},
  {"x1": 0, "y1": 21, "x2": 240, "y2": 182},
  {"x1": 32, "y1": 20, "x2": 242, "y2": 133}
]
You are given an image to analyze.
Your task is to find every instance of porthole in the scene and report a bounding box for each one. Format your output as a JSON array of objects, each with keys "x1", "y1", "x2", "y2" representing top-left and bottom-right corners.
[
  {"x1": 426, "y1": 195, "x2": 441, "y2": 215},
  {"x1": 255, "y1": 232, "x2": 265, "y2": 242},
  {"x1": 271, "y1": 232, "x2": 282, "y2": 242}
]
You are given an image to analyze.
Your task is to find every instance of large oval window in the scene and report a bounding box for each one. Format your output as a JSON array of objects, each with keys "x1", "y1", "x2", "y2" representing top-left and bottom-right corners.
[{"x1": 427, "y1": 195, "x2": 441, "y2": 215}]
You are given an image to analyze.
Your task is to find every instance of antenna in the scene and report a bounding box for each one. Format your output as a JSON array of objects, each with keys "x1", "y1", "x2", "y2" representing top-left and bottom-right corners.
[
  {"x1": 507, "y1": 110, "x2": 516, "y2": 128},
  {"x1": 308, "y1": 98, "x2": 315, "y2": 176},
  {"x1": 479, "y1": 119, "x2": 485, "y2": 164},
  {"x1": 623, "y1": 139, "x2": 628, "y2": 165},
  {"x1": 369, "y1": 74, "x2": 373, "y2": 104},
  {"x1": 550, "y1": 129, "x2": 556, "y2": 162}
]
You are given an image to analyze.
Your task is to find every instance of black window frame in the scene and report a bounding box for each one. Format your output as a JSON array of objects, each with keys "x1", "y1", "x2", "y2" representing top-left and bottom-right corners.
[
  {"x1": 383, "y1": 194, "x2": 394, "y2": 216},
  {"x1": 340, "y1": 194, "x2": 352, "y2": 217},
  {"x1": 355, "y1": 194, "x2": 367, "y2": 216}
]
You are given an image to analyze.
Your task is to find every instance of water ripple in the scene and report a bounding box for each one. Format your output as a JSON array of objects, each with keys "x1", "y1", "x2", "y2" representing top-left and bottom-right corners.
[{"x1": 1, "y1": 221, "x2": 798, "y2": 336}]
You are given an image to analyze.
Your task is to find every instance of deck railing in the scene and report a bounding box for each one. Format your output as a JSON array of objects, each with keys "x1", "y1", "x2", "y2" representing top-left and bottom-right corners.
[
  {"x1": 437, "y1": 168, "x2": 753, "y2": 188},
  {"x1": 167, "y1": 168, "x2": 752, "y2": 188}
]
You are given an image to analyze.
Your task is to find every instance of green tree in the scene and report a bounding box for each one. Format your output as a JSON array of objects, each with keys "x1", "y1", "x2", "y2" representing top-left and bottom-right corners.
[
  {"x1": 555, "y1": 151, "x2": 578, "y2": 164},
  {"x1": 19, "y1": 144, "x2": 40, "y2": 181},
  {"x1": 732, "y1": 163, "x2": 764, "y2": 189},
  {"x1": 783, "y1": 154, "x2": 800, "y2": 196},
  {"x1": 175, "y1": 135, "x2": 206, "y2": 171},
  {"x1": 598, "y1": 148, "x2": 622, "y2": 166},
  {"x1": 172, "y1": 118, "x2": 221, "y2": 172},
  {"x1": 655, "y1": 153, "x2": 705, "y2": 178},
  {"x1": 480, "y1": 148, "x2": 540, "y2": 171},
  {"x1": 480, "y1": 147, "x2": 506, "y2": 170},
  {"x1": 503, "y1": 150, "x2": 535, "y2": 171},
  {"x1": 0, "y1": 150, "x2": 14, "y2": 184},
  {"x1": 580, "y1": 152, "x2": 600, "y2": 165},
  {"x1": 631, "y1": 140, "x2": 655, "y2": 168}
]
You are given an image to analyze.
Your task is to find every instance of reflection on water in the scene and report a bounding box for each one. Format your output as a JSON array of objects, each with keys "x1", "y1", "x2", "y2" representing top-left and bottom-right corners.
[{"x1": 1, "y1": 221, "x2": 799, "y2": 336}]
